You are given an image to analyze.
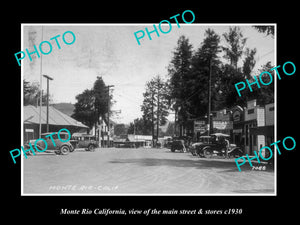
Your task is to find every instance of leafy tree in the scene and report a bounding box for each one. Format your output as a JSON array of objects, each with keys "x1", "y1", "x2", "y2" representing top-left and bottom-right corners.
[
  {"x1": 127, "y1": 118, "x2": 152, "y2": 135},
  {"x1": 72, "y1": 76, "x2": 114, "y2": 132},
  {"x1": 222, "y1": 27, "x2": 247, "y2": 69},
  {"x1": 23, "y1": 79, "x2": 50, "y2": 106},
  {"x1": 243, "y1": 47, "x2": 257, "y2": 79},
  {"x1": 248, "y1": 61, "x2": 274, "y2": 105},
  {"x1": 253, "y1": 26, "x2": 274, "y2": 38},
  {"x1": 114, "y1": 123, "x2": 127, "y2": 136},
  {"x1": 219, "y1": 27, "x2": 258, "y2": 108},
  {"x1": 72, "y1": 89, "x2": 97, "y2": 130},
  {"x1": 218, "y1": 64, "x2": 248, "y2": 108}
]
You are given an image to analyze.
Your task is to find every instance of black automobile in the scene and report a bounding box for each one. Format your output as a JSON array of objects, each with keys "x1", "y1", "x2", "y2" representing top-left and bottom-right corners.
[
  {"x1": 170, "y1": 136, "x2": 190, "y2": 152},
  {"x1": 194, "y1": 133, "x2": 243, "y2": 158},
  {"x1": 190, "y1": 136, "x2": 212, "y2": 156},
  {"x1": 25, "y1": 132, "x2": 74, "y2": 155},
  {"x1": 71, "y1": 133, "x2": 98, "y2": 151}
]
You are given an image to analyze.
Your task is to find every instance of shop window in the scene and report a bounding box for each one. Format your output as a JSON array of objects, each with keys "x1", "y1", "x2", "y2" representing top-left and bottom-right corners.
[{"x1": 248, "y1": 109, "x2": 254, "y2": 114}]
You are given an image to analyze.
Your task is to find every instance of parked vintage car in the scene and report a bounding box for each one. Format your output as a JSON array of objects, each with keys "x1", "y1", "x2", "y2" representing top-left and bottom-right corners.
[
  {"x1": 71, "y1": 133, "x2": 98, "y2": 151},
  {"x1": 170, "y1": 136, "x2": 190, "y2": 152},
  {"x1": 24, "y1": 131, "x2": 74, "y2": 155},
  {"x1": 195, "y1": 133, "x2": 243, "y2": 158},
  {"x1": 190, "y1": 136, "x2": 212, "y2": 156}
]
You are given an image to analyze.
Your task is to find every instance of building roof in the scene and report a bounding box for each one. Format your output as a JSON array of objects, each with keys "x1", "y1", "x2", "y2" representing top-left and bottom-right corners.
[
  {"x1": 51, "y1": 103, "x2": 75, "y2": 117},
  {"x1": 24, "y1": 105, "x2": 88, "y2": 128}
]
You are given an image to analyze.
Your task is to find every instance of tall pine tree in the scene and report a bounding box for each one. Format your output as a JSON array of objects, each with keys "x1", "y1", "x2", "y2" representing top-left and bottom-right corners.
[
  {"x1": 188, "y1": 29, "x2": 222, "y2": 117},
  {"x1": 168, "y1": 35, "x2": 193, "y2": 135},
  {"x1": 141, "y1": 75, "x2": 169, "y2": 139}
]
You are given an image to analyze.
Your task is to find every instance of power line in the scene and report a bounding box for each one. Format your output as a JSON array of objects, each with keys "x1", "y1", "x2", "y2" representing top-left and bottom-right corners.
[
  {"x1": 255, "y1": 49, "x2": 274, "y2": 63},
  {"x1": 116, "y1": 93, "x2": 142, "y2": 104}
]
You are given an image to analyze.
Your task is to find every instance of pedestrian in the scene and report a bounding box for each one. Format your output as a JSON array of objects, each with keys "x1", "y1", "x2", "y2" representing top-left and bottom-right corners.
[
  {"x1": 224, "y1": 138, "x2": 230, "y2": 159},
  {"x1": 181, "y1": 139, "x2": 186, "y2": 152}
]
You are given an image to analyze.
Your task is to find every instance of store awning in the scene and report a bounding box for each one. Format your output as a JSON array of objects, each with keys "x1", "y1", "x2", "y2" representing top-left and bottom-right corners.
[{"x1": 249, "y1": 125, "x2": 274, "y2": 136}]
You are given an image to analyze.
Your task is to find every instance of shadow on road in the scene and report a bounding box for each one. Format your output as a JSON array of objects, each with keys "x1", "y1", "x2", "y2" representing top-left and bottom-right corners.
[{"x1": 109, "y1": 158, "x2": 274, "y2": 173}]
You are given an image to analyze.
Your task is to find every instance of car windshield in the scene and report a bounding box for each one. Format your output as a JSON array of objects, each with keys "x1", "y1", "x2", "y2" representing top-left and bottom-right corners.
[
  {"x1": 41, "y1": 133, "x2": 69, "y2": 140},
  {"x1": 42, "y1": 133, "x2": 58, "y2": 139},
  {"x1": 59, "y1": 133, "x2": 69, "y2": 140},
  {"x1": 198, "y1": 137, "x2": 211, "y2": 143}
]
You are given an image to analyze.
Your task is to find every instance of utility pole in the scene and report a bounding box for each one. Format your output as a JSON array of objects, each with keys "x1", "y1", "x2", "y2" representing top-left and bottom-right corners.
[
  {"x1": 151, "y1": 92, "x2": 155, "y2": 147},
  {"x1": 156, "y1": 88, "x2": 160, "y2": 147},
  {"x1": 39, "y1": 26, "x2": 44, "y2": 138},
  {"x1": 106, "y1": 85, "x2": 114, "y2": 147},
  {"x1": 43, "y1": 75, "x2": 53, "y2": 133},
  {"x1": 208, "y1": 58, "x2": 212, "y2": 135}
]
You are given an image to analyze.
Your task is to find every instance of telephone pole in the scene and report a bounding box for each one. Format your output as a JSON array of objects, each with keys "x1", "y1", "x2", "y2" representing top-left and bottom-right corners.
[
  {"x1": 43, "y1": 75, "x2": 53, "y2": 133},
  {"x1": 208, "y1": 58, "x2": 212, "y2": 135},
  {"x1": 151, "y1": 92, "x2": 155, "y2": 147},
  {"x1": 156, "y1": 88, "x2": 160, "y2": 146},
  {"x1": 39, "y1": 26, "x2": 44, "y2": 138},
  {"x1": 106, "y1": 85, "x2": 114, "y2": 147}
]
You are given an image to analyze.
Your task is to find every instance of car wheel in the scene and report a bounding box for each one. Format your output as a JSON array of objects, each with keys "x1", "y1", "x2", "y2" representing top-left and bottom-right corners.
[
  {"x1": 54, "y1": 150, "x2": 61, "y2": 155},
  {"x1": 197, "y1": 150, "x2": 204, "y2": 157},
  {"x1": 24, "y1": 145, "x2": 34, "y2": 156},
  {"x1": 88, "y1": 144, "x2": 95, "y2": 151},
  {"x1": 203, "y1": 147, "x2": 213, "y2": 158},
  {"x1": 230, "y1": 148, "x2": 243, "y2": 158},
  {"x1": 60, "y1": 145, "x2": 70, "y2": 155}
]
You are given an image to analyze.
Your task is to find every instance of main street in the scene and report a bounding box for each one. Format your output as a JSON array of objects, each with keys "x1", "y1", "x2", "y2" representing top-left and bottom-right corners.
[{"x1": 23, "y1": 148, "x2": 275, "y2": 195}]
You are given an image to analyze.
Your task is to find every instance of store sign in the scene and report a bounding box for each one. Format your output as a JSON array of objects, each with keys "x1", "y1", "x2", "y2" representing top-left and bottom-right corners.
[
  {"x1": 194, "y1": 120, "x2": 206, "y2": 132},
  {"x1": 233, "y1": 111, "x2": 241, "y2": 122},
  {"x1": 213, "y1": 121, "x2": 233, "y2": 130},
  {"x1": 25, "y1": 129, "x2": 34, "y2": 132},
  {"x1": 233, "y1": 129, "x2": 242, "y2": 134}
]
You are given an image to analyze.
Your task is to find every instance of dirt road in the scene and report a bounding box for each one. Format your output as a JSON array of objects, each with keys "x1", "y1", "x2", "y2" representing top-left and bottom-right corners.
[{"x1": 23, "y1": 148, "x2": 275, "y2": 195}]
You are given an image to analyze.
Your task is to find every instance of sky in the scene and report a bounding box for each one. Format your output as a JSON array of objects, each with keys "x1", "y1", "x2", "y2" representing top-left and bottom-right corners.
[{"x1": 22, "y1": 24, "x2": 275, "y2": 124}]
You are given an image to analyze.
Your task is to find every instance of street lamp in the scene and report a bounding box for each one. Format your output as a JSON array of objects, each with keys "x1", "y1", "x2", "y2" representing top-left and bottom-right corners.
[{"x1": 43, "y1": 75, "x2": 53, "y2": 133}]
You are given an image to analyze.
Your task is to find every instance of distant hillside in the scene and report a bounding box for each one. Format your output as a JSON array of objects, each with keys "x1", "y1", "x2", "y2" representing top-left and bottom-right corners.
[{"x1": 51, "y1": 103, "x2": 75, "y2": 117}]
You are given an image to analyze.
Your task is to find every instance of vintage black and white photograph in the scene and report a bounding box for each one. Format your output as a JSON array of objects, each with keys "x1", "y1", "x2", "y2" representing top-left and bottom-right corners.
[{"x1": 21, "y1": 24, "x2": 275, "y2": 195}]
